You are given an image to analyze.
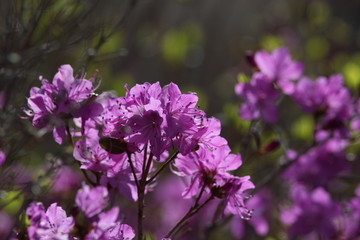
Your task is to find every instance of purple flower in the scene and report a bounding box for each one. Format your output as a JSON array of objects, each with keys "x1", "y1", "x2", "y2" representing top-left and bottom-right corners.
[
  {"x1": 150, "y1": 175, "x2": 193, "y2": 238},
  {"x1": 235, "y1": 73, "x2": 279, "y2": 123},
  {"x1": 127, "y1": 107, "x2": 166, "y2": 156},
  {"x1": 292, "y1": 77, "x2": 325, "y2": 112},
  {"x1": 124, "y1": 82, "x2": 162, "y2": 107},
  {"x1": 192, "y1": 117, "x2": 228, "y2": 151},
  {"x1": 52, "y1": 166, "x2": 82, "y2": 194},
  {"x1": 102, "y1": 174, "x2": 138, "y2": 202},
  {"x1": 293, "y1": 74, "x2": 353, "y2": 122},
  {"x1": 75, "y1": 184, "x2": 109, "y2": 218},
  {"x1": 292, "y1": 74, "x2": 353, "y2": 142},
  {"x1": 280, "y1": 184, "x2": 340, "y2": 238},
  {"x1": 73, "y1": 139, "x2": 124, "y2": 172},
  {"x1": 338, "y1": 186, "x2": 360, "y2": 238},
  {"x1": 26, "y1": 198, "x2": 134, "y2": 240},
  {"x1": 100, "y1": 151, "x2": 145, "y2": 202},
  {"x1": 26, "y1": 202, "x2": 46, "y2": 225},
  {"x1": 174, "y1": 144, "x2": 254, "y2": 219},
  {"x1": 73, "y1": 138, "x2": 139, "y2": 201},
  {"x1": 174, "y1": 145, "x2": 243, "y2": 198},
  {"x1": 125, "y1": 87, "x2": 168, "y2": 156},
  {"x1": 24, "y1": 65, "x2": 101, "y2": 144},
  {"x1": 26, "y1": 202, "x2": 74, "y2": 240},
  {"x1": 73, "y1": 116, "x2": 140, "y2": 201},
  {"x1": 0, "y1": 211, "x2": 13, "y2": 238},
  {"x1": 52, "y1": 65, "x2": 94, "y2": 103},
  {"x1": 161, "y1": 83, "x2": 199, "y2": 137},
  {"x1": 213, "y1": 175, "x2": 255, "y2": 219},
  {"x1": 25, "y1": 91, "x2": 56, "y2": 129},
  {"x1": 230, "y1": 189, "x2": 272, "y2": 238},
  {"x1": 161, "y1": 83, "x2": 208, "y2": 155},
  {"x1": 0, "y1": 150, "x2": 5, "y2": 166},
  {"x1": 98, "y1": 95, "x2": 130, "y2": 139},
  {"x1": 174, "y1": 117, "x2": 227, "y2": 155},
  {"x1": 254, "y1": 47, "x2": 303, "y2": 94},
  {"x1": 100, "y1": 82, "x2": 167, "y2": 156},
  {"x1": 283, "y1": 138, "x2": 348, "y2": 187},
  {"x1": 99, "y1": 82, "x2": 222, "y2": 157},
  {"x1": 85, "y1": 207, "x2": 135, "y2": 240},
  {"x1": 101, "y1": 223, "x2": 135, "y2": 240}
]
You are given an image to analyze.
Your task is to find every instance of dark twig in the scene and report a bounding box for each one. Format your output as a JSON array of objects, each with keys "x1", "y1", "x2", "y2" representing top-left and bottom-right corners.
[
  {"x1": 254, "y1": 136, "x2": 331, "y2": 193},
  {"x1": 165, "y1": 195, "x2": 214, "y2": 239},
  {"x1": 137, "y1": 152, "x2": 153, "y2": 240},
  {"x1": 66, "y1": 122, "x2": 96, "y2": 186},
  {"x1": 127, "y1": 152, "x2": 139, "y2": 188},
  {"x1": 84, "y1": 0, "x2": 138, "y2": 65},
  {"x1": 146, "y1": 150, "x2": 179, "y2": 185}
]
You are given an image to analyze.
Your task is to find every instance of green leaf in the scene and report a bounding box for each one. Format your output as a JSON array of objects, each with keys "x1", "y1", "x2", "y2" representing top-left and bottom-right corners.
[
  {"x1": 0, "y1": 190, "x2": 24, "y2": 215},
  {"x1": 99, "y1": 137, "x2": 128, "y2": 154}
]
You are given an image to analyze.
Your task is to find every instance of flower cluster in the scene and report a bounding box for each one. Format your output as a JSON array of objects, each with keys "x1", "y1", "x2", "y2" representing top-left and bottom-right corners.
[
  {"x1": 282, "y1": 139, "x2": 348, "y2": 187},
  {"x1": 174, "y1": 144, "x2": 254, "y2": 219},
  {"x1": 21, "y1": 45, "x2": 360, "y2": 239},
  {"x1": 26, "y1": 184, "x2": 135, "y2": 240},
  {"x1": 23, "y1": 65, "x2": 253, "y2": 239},
  {"x1": 230, "y1": 189, "x2": 272, "y2": 238},
  {"x1": 235, "y1": 47, "x2": 360, "y2": 239},
  {"x1": 96, "y1": 82, "x2": 218, "y2": 156},
  {"x1": 279, "y1": 184, "x2": 360, "y2": 239},
  {"x1": 280, "y1": 184, "x2": 340, "y2": 238},
  {"x1": 23, "y1": 65, "x2": 102, "y2": 144},
  {"x1": 235, "y1": 47, "x2": 303, "y2": 123},
  {"x1": 26, "y1": 202, "x2": 75, "y2": 240}
]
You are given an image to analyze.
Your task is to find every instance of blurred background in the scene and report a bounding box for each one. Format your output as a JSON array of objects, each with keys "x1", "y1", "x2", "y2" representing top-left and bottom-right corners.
[{"x1": 1, "y1": 0, "x2": 360, "y2": 239}]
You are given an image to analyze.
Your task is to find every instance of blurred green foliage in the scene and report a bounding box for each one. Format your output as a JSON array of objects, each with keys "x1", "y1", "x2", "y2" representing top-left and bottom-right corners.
[
  {"x1": 96, "y1": 32, "x2": 124, "y2": 55},
  {"x1": 305, "y1": 36, "x2": 329, "y2": 61},
  {"x1": 161, "y1": 23, "x2": 203, "y2": 65},
  {"x1": 237, "y1": 73, "x2": 250, "y2": 83},
  {"x1": 0, "y1": 190, "x2": 24, "y2": 215},
  {"x1": 307, "y1": 0, "x2": 331, "y2": 27},
  {"x1": 291, "y1": 115, "x2": 315, "y2": 141},
  {"x1": 260, "y1": 35, "x2": 283, "y2": 51},
  {"x1": 343, "y1": 55, "x2": 360, "y2": 91},
  {"x1": 223, "y1": 103, "x2": 250, "y2": 131}
]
